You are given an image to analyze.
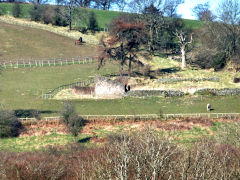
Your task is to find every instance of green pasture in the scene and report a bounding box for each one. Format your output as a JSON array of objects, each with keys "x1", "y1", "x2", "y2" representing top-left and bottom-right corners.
[
  {"x1": 0, "y1": 133, "x2": 91, "y2": 152},
  {"x1": 0, "y1": 21, "x2": 98, "y2": 61}
]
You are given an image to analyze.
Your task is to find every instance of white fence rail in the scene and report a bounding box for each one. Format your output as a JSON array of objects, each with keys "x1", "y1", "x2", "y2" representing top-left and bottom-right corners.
[
  {"x1": 0, "y1": 56, "x2": 98, "y2": 69},
  {"x1": 19, "y1": 113, "x2": 240, "y2": 122}
]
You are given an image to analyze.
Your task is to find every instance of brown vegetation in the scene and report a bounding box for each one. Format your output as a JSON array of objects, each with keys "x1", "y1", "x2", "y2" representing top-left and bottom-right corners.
[{"x1": 1, "y1": 130, "x2": 240, "y2": 179}]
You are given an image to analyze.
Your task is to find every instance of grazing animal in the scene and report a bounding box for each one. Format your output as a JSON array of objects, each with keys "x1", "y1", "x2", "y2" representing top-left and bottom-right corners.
[{"x1": 75, "y1": 37, "x2": 83, "y2": 45}]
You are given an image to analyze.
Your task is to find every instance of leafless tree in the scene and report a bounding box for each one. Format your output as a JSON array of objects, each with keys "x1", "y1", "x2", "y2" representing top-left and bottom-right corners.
[
  {"x1": 174, "y1": 30, "x2": 193, "y2": 68},
  {"x1": 163, "y1": 0, "x2": 184, "y2": 17},
  {"x1": 193, "y1": 0, "x2": 240, "y2": 70},
  {"x1": 193, "y1": 2, "x2": 216, "y2": 21},
  {"x1": 115, "y1": 0, "x2": 127, "y2": 12},
  {"x1": 93, "y1": 0, "x2": 116, "y2": 10}
]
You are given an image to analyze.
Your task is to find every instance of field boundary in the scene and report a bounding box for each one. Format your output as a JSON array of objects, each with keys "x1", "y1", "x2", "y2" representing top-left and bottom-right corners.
[
  {"x1": 0, "y1": 56, "x2": 98, "y2": 69},
  {"x1": 19, "y1": 113, "x2": 240, "y2": 122},
  {"x1": 42, "y1": 78, "x2": 95, "y2": 99}
]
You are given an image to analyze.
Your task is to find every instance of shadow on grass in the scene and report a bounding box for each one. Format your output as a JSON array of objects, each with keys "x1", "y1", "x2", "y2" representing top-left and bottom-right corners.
[
  {"x1": 157, "y1": 67, "x2": 180, "y2": 74},
  {"x1": 78, "y1": 137, "x2": 92, "y2": 143},
  {"x1": 14, "y1": 109, "x2": 58, "y2": 118}
]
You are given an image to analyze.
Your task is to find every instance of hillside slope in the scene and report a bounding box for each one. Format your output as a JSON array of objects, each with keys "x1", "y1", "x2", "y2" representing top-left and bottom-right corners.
[{"x1": 0, "y1": 21, "x2": 98, "y2": 60}]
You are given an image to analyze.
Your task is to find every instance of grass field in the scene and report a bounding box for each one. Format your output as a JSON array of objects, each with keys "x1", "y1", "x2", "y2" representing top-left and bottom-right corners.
[
  {"x1": 0, "y1": 133, "x2": 91, "y2": 152},
  {"x1": 0, "y1": 21, "x2": 98, "y2": 60},
  {"x1": 0, "y1": 61, "x2": 240, "y2": 116}
]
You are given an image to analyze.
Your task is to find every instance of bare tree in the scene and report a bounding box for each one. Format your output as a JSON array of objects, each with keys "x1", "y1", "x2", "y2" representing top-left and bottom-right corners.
[
  {"x1": 193, "y1": 2, "x2": 216, "y2": 21},
  {"x1": 174, "y1": 30, "x2": 193, "y2": 69},
  {"x1": 193, "y1": 0, "x2": 240, "y2": 70},
  {"x1": 93, "y1": 0, "x2": 116, "y2": 10},
  {"x1": 115, "y1": 0, "x2": 127, "y2": 12},
  {"x1": 163, "y1": 0, "x2": 184, "y2": 17},
  {"x1": 56, "y1": 0, "x2": 76, "y2": 31}
]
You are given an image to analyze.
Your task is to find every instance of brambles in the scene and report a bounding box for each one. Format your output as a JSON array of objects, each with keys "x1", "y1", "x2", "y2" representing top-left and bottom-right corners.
[
  {"x1": 1, "y1": 130, "x2": 240, "y2": 179},
  {"x1": 61, "y1": 101, "x2": 85, "y2": 137},
  {"x1": 0, "y1": 110, "x2": 22, "y2": 138}
]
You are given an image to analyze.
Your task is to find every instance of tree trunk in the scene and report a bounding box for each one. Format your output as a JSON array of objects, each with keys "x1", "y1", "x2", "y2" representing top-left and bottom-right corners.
[
  {"x1": 128, "y1": 56, "x2": 132, "y2": 76},
  {"x1": 69, "y1": 8, "x2": 72, "y2": 31},
  {"x1": 181, "y1": 45, "x2": 186, "y2": 69}
]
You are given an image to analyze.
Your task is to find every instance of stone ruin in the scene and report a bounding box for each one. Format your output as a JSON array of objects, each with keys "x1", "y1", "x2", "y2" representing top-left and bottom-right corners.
[
  {"x1": 72, "y1": 76, "x2": 128, "y2": 98},
  {"x1": 94, "y1": 76, "x2": 125, "y2": 98}
]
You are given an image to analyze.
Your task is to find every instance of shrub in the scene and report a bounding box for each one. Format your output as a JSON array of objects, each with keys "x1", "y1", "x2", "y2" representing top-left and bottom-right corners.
[
  {"x1": 53, "y1": 6, "x2": 68, "y2": 26},
  {"x1": 233, "y1": 77, "x2": 240, "y2": 83},
  {"x1": 88, "y1": 12, "x2": 98, "y2": 33},
  {"x1": 61, "y1": 101, "x2": 84, "y2": 137},
  {"x1": 0, "y1": 110, "x2": 22, "y2": 138},
  {"x1": 0, "y1": 5, "x2": 6, "y2": 16},
  {"x1": 42, "y1": 5, "x2": 54, "y2": 24},
  {"x1": 12, "y1": 3, "x2": 22, "y2": 18},
  {"x1": 211, "y1": 52, "x2": 226, "y2": 71},
  {"x1": 14, "y1": 109, "x2": 40, "y2": 120},
  {"x1": 29, "y1": 4, "x2": 43, "y2": 22}
]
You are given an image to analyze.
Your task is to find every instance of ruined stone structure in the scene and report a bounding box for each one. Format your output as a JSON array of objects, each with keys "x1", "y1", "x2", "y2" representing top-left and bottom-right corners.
[{"x1": 94, "y1": 76, "x2": 125, "y2": 98}]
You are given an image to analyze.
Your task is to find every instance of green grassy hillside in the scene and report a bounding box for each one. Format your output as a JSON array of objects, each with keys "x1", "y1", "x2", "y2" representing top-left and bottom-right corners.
[
  {"x1": 0, "y1": 3, "x2": 123, "y2": 29},
  {"x1": 0, "y1": 3, "x2": 200, "y2": 29}
]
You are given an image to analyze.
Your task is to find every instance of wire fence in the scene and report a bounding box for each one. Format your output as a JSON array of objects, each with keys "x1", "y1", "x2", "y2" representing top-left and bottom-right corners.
[
  {"x1": 0, "y1": 56, "x2": 98, "y2": 69},
  {"x1": 42, "y1": 78, "x2": 95, "y2": 99},
  {"x1": 19, "y1": 113, "x2": 240, "y2": 123}
]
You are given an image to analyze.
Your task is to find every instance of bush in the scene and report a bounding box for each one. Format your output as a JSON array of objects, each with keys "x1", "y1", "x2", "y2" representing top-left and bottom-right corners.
[
  {"x1": 12, "y1": 3, "x2": 22, "y2": 18},
  {"x1": 61, "y1": 101, "x2": 84, "y2": 137},
  {"x1": 211, "y1": 53, "x2": 226, "y2": 71},
  {"x1": 0, "y1": 110, "x2": 22, "y2": 138},
  {"x1": 53, "y1": 6, "x2": 68, "y2": 26},
  {"x1": 29, "y1": 4, "x2": 43, "y2": 22},
  {"x1": 88, "y1": 12, "x2": 98, "y2": 33},
  {"x1": 42, "y1": 5, "x2": 54, "y2": 24},
  {"x1": 0, "y1": 5, "x2": 6, "y2": 16}
]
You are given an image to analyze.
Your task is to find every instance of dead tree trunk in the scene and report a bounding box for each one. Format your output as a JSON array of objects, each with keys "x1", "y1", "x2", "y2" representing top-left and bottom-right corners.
[{"x1": 174, "y1": 30, "x2": 193, "y2": 69}]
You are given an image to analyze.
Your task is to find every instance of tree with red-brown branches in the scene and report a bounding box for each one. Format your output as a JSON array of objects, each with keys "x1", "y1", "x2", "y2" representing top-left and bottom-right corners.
[{"x1": 98, "y1": 15, "x2": 149, "y2": 76}]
